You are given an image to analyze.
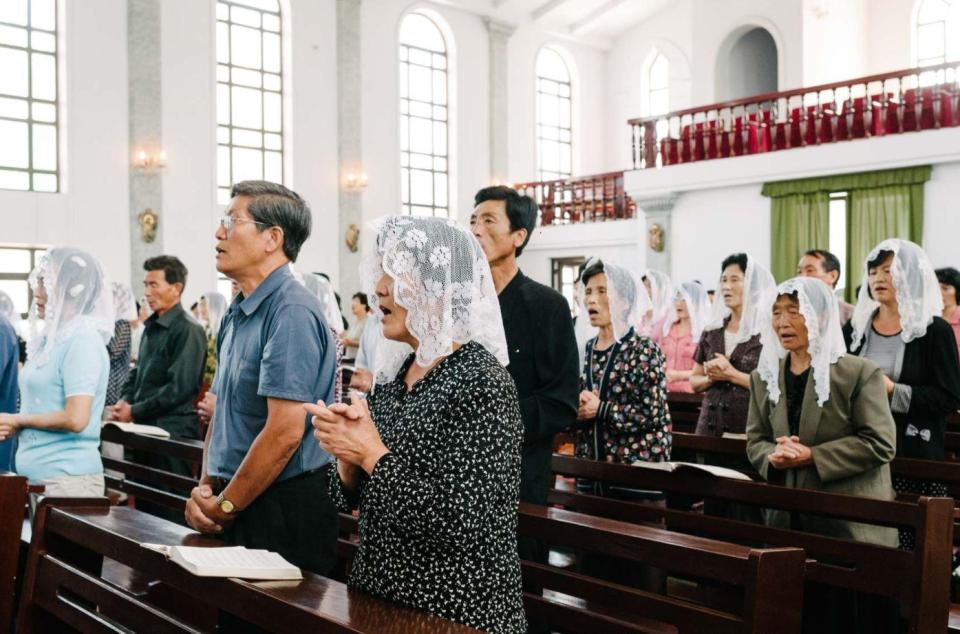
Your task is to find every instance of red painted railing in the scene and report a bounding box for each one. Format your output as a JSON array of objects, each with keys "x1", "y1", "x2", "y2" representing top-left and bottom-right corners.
[
  {"x1": 514, "y1": 171, "x2": 636, "y2": 226},
  {"x1": 629, "y1": 62, "x2": 960, "y2": 169}
]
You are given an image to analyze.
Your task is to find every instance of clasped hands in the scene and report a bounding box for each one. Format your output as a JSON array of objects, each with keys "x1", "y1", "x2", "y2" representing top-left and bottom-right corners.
[
  {"x1": 767, "y1": 435, "x2": 814, "y2": 470},
  {"x1": 703, "y1": 353, "x2": 738, "y2": 383},
  {"x1": 305, "y1": 398, "x2": 388, "y2": 476},
  {"x1": 577, "y1": 389, "x2": 600, "y2": 421},
  {"x1": 105, "y1": 400, "x2": 133, "y2": 422}
]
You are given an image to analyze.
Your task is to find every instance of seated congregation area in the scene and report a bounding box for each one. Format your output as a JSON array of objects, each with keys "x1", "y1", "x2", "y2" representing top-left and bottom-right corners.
[{"x1": 3, "y1": 0, "x2": 960, "y2": 632}]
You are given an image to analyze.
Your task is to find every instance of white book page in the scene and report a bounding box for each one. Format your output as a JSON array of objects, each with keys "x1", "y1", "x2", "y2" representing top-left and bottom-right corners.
[
  {"x1": 104, "y1": 421, "x2": 171, "y2": 438},
  {"x1": 675, "y1": 462, "x2": 753, "y2": 481},
  {"x1": 629, "y1": 460, "x2": 677, "y2": 472},
  {"x1": 172, "y1": 546, "x2": 302, "y2": 579}
]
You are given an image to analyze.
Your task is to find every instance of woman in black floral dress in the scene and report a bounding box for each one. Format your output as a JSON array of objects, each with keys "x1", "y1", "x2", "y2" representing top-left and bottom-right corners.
[
  {"x1": 573, "y1": 258, "x2": 672, "y2": 496},
  {"x1": 306, "y1": 216, "x2": 526, "y2": 634}
]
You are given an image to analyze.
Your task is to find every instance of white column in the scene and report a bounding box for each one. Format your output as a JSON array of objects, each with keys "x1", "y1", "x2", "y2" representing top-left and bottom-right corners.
[
  {"x1": 486, "y1": 19, "x2": 515, "y2": 185},
  {"x1": 632, "y1": 193, "x2": 678, "y2": 274},
  {"x1": 337, "y1": 0, "x2": 363, "y2": 296}
]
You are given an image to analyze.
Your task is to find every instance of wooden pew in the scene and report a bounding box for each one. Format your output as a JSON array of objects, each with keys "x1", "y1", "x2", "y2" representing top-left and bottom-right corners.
[
  {"x1": 550, "y1": 454, "x2": 953, "y2": 633},
  {"x1": 1, "y1": 473, "x2": 28, "y2": 633},
  {"x1": 17, "y1": 499, "x2": 476, "y2": 633},
  {"x1": 666, "y1": 392, "x2": 702, "y2": 433},
  {"x1": 337, "y1": 504, "x2": 806, "y2": 634}
]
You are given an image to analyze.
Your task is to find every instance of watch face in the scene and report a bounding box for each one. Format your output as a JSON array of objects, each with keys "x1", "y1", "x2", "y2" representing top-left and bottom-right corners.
[{"x1": 220, "y1": 499, "x2": 235, "y2": 514}]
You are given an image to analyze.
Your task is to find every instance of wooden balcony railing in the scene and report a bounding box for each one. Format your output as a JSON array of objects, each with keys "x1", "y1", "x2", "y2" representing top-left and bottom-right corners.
[
  {"x1": 514, "y1": 171, "x2": 636, "y2": 226},
  {"x1": 629, "y1": 61, "x2": 960, "y2": 169}
]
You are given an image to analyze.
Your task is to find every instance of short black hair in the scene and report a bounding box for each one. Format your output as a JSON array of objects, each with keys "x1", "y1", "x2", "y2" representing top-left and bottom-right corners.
[
  {"x1": 473, "y1": 186, "x2": 538, "y2": 257},
  {"x1": 352, "y1": 292, "x2": 370, "y2": 311},
  {"x1": 231, "y1": 180, "x2": 311, "y2": 262},
  {"x1": 721, "y1": 252, "x2": 748, "y2": 274},
  {"x1": 936, "y1": 267, "x2": 960, "y2": 302},
  {"x1": 803, "y1": 249, "x2": 842, "y2": 287},
  {"x1": 580, "y1": 259, "x2": 605, "y2": 285},
  {"x1": 143, "y1": 255, "x2": 188, "y2": 290}
]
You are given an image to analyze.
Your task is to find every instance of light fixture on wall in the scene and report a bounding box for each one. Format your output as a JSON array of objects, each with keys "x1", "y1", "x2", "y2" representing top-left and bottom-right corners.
[
  {"x1": 133, "y1": 148, "x2": 167, "y2": 173},
  {"x1": 344, "y1": 171, "x2": 368, "y2": 191}
]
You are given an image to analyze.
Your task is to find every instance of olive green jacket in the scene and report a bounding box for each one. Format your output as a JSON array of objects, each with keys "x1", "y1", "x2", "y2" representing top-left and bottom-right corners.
[{"x1": 746, "y1": 354, "x2": 898, "y2": 547}]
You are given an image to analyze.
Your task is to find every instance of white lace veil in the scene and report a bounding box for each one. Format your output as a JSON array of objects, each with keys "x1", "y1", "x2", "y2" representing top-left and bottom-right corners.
[
  {"x1": 578, "y1": 257, "x2": 648, "y2": 341},
  {"x1": 301, "y1": 274, "x2": 344, "y2": 335},
  {"x1": 362, "y1": 216, "x2": 509, "y2": 383},
  {"x1": 200, "y1": 291, "x2": 228, "y2": 339},
  {"x1": 111, "y1": 282, "x2": 137, "y2": 322},
  {"x1": 26, "y1": 247, "x2": 115, "y2": 367},
  {"x1": 849, "y1": 238, "x2": 943, "y2": 351},
  {"x1": 0, "y1": 291, "x2": 19, "y2": 328},
  {"x1": 643, "y1": 269, "x2": 675, "y2": 331},
  {"x1": 758, "y1": 277, "x2": 846, "y2": 407},
  {"x1": 705, "y1": 254, "x2": 777, "y2": 346},
  {"x1": 664, "y1": 281, "x2": 712, "y2": 341}
]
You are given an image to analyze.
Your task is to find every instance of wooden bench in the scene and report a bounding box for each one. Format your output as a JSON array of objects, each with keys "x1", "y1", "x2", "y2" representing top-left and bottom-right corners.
[
  {"x1": 550, "y1": 453, "x2": 954, "y2": 633},
  {"x1": 17, "y1": 499, "x2": 476, "y2": 633},
  {"x1": 337, "y1": 504, "x2": 805, "y2": 634},
  {"x1": 1, "y1": 473, "x2": 28, "y2": 633},
  {"x1": 666, "y1": 392, "x2": 702, "y2": 434}
]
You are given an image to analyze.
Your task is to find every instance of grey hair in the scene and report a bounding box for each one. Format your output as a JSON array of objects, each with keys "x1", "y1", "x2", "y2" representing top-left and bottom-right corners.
[{"x1": 231, "y1": 180, "x2": 312, "y2": 262}]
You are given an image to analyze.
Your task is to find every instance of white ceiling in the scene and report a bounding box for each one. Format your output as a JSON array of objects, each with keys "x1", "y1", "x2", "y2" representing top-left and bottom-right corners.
[{"x1": 439, "y1": 0, "x2": 672, "y2": 46}]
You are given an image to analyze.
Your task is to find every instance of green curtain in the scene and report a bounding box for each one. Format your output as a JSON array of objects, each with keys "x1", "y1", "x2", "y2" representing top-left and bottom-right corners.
[
  {"x1": 761, "y1": 166, "x2": 932, "y2": 197},
  {"x1": 769, "y1": 192, "x2": 830, "y2": 283},
  {"x1": 845, "y1": 183, "x2": 925, "y2": 302}
]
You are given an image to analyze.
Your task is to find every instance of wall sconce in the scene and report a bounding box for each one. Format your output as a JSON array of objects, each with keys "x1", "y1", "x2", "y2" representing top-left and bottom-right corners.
[
  {"x1": 134, "y1": 149, "x2": 168, "y2": 172},
  {"x1": 344, "y1": 171, "x2": 368, "y2": 191}
]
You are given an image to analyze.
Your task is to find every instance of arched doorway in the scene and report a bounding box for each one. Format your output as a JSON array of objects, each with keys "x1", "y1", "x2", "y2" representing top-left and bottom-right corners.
[{"x1": 716, "y1": 27, "x2": 779, "y2": 101}]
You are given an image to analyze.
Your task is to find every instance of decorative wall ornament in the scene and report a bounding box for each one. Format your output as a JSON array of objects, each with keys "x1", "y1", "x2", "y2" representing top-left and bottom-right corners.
[
  {"x1": 648, "y1": 222, "x2": 665, "y2": 252},
  {"x1": 138, "y1": 208, "x2": 158, "y2": 243},
  {"x1": 345, "y1": 223, "x2": 360, "y2": 253}
]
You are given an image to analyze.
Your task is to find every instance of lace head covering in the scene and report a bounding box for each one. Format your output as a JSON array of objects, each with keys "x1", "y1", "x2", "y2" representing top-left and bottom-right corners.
[
  {"x1": 850, "y1": 239, "x2": 943, "y2": 351},
  {"x1": 111, "y1": 282, "x2": 137, "y2": 322},
  {"x1": 578, "y1": 257, "x2": 649, "y2": 341},
  {"x1": 663, "y1": 281, "x2": 712, "y2": 341},
  {"x1": 705, "y1": 253, "x2": 777, "y2": 346},
  {"x1": 0, "y1": 291, "x2": 18, "y2": 327},
  {"x1": 643, "y1": 269, "x2": 675, "y2": 331},
  {"x1": 362, "y1": 216, "x2": 508, "y2": 383},
  {"x1": 757, "y1": 277, "x2": 846, "y2": 407},
  {"x1": 26, "y1": 247, "x2": 114, "y2": 367},
  {"x1": 200, "y1": 291, "x2": 228, "y2": 339},
  {"x1": 301, "y1": 274, "x2": 343, "y2": 335}
]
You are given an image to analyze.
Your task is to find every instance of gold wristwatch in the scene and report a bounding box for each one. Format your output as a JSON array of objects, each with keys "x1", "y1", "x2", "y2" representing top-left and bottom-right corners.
[{"x1": 216, "y1": 492, "x2": 237, "y2": 515}]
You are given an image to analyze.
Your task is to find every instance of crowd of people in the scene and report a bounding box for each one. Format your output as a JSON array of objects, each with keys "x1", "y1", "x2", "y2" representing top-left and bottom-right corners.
[{"x1": 0, "y1": 179, "x2": 958, "y2": 633}]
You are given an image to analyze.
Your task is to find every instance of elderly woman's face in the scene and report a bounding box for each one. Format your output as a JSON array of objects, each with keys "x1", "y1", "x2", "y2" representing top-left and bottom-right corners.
[
  {"x1": 868, "y1": 254, "x2": 896, "y2": 306},
  {"x1": 720, "y1": 264, "x2": 745, "y2": 310},
  {"x1": 35, "y1": 277, "x2": 47, "y2": 320},
  {"x1": 674, "y1": 296, "x2": 688, "y2": 320},
  {"x1": 584, "y1": 273, "x2": 611, "y2": 328},
  {"x1": 375, "y1": 273, "x2": 411, "y2": 343},
  {"x1": 772, "y1": 294, "x2": 809, "y2": 353}
]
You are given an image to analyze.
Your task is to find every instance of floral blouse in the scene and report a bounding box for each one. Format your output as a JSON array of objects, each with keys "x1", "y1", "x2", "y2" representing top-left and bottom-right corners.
[
  {"x1": 328, "y1": 341, "x2": 526, "y2": 634},
  {"x1": 573, "y1": 329, "x2": 672, "y2": 464}
]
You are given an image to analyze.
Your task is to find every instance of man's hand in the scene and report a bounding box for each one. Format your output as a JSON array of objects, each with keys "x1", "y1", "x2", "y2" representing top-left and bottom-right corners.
[
  {"x1": 109, "y1": 400, "x2": 134, "y2": 422},
  {"x1": 184, "y1": 484, "x2": 231, "y2": 533},
  {"x1": 196, "y1": 392, "x2": 216, "y2": 425}
]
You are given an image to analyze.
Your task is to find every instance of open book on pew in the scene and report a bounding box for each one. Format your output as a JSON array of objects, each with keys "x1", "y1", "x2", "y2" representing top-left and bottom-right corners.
[
  {"x1": 140, "y1": 544, "x2": 303, "y2": 580},
  {"x1": 631, "y1": 460, "x2": 752, "y2": 481},
  {"x1": 103, "y1": 421, "x2": 171, "y2": 439}
]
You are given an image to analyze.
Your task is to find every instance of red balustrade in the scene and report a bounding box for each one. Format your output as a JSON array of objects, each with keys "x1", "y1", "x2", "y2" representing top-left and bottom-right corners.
[
  {"x1": 629, "y1": 62, "x2": 960, "y2": 169},
  {"x1": 514, "y1": 171, "x2": 636, "y2": 226}
]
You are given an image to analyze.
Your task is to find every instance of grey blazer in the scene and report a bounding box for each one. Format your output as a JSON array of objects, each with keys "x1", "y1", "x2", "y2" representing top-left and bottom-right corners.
[{"x1": 746, "y1": 354, "x2": 898, "y2": 547}]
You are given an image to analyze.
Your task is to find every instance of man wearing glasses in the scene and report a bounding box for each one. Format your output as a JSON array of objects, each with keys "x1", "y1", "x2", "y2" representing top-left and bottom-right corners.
[{"x1": 185, "y1": 180, "x2": 339, "y2": 576}]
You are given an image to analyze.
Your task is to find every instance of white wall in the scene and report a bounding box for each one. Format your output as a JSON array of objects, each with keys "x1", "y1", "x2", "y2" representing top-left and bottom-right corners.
[
  {"x1": 802, "y1": 0, "x2": 868, "y2": 85},
  {"x1": 519, "y1": 219, "x2": 641, "y2": 286},
  {"x1": 923, "y1": 161, "x2": 960, "y2": 269},
  {"x1": 0, "y1": 0, "x2": 130, "y2": 282},
  {"x1": 865, "y1": 0, "x2": 915, "y2": 74}
]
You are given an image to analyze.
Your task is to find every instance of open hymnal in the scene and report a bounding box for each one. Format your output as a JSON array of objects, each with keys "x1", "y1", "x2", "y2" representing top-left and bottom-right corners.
[
  {"x1": 140, "y1": 544, "x2": 303, "y2": 580},
  {"x1": 103, "y1": 421, "x2": 171, "y2": 439},
  {"x1": 631, "y1": 460, "x2": 753, "y2": 481}
]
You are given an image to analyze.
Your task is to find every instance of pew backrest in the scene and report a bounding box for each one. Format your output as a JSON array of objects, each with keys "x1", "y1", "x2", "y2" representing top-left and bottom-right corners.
[{"x1": 0, "y1": 473, "x2": 27, "y2": 633}]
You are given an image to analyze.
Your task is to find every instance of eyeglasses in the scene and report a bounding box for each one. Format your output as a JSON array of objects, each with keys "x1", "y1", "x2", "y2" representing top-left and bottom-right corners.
[{"x1": 219, "y1": 216, "x2": 270, "y2": 233}]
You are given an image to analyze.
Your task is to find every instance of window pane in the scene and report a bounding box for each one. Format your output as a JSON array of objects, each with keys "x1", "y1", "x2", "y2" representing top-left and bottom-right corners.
[
  {"x1": 32, "y1": 123, "x2": 56, "y2": 170},
  {"x1": 0, "y1": 97, "x2": 28, "y2": 119},
  {"x1": 232, "y1": 67, "x2": 262, "y2": 88},
  {"x1": 0, "y1": 280, "x2": 29, "y2": 315},
  {"x1": 263, "y1": 91, "x2": 281, "y2": 131},
  {"x1": 0, "y1": 169, "x2": 29, "y2": 190},
  {"x1": 216, "y1": 22, "x2": 230, "y2": 63},
  {"x1": 408, "y1": 64, "x2": 431, "y2": 101},
  {"x1": 30, "y1": 0, "x2": 55, "y2": 30},
  {"x1": 232, "y1": 128, "x2": 262, "y2": 147},
  {"x1": 917, "y1": 23, "x2": 945, "y2": 60},
  {"x1": 0, "y1": 120, "x2": 29, "y2": 168},
  {"x1": 232, "y1": 85, "x2": 263, "y2": 128},
  {"x1": 263, "y1": 32, "x2": 280, "y2": 72},
  {"x1": 432, "y1": 70, "x2": 446, "y2": 105},
  {"x1": 232, "y1": 146, "x2": 263, "y2": 181},
  {"x1": 31, "y1": 52, "x2": 56, "y2": 100},
  {"x1": 0, "y1": 47, "x2": 29, "y2": 97},
  {"x1": 434, "y1": 173, "x2": 447, "y2": 207},
  {"x1": 231, "y1": 24, "x2": 262, "y2": 68},
  {"x1": 536, "y1": 48, "x2": 570, "y2": 82},
  {"x1": 32, "y1": 172, "x2": 55, "y2": 192},
  {"x1": 31, "y1": 30, "x2": 55, "y2": 52},
  {"x1": 0, "y1": 0, "x2": 28, "y2": 26},
  {"x1": 229, "y1": 0, "x2": 279, "y2": 12},
  {"x1": 433, "y1": 121, "x2": 446, "y2": 156},
  {"x1": 263, "y1": 73, "x2": 281, "y2": 91},
  {"x1": 231, "y1": 5, "x2": 261, "y2": 27},
  {"x1": 399, "y1": 13, "x2": 445, "y2": 52},
  {"x1": 409, "y1": 117, "x2": 432, "y2": 154},
  {"x1": 217, "y1": 83, "x2": 231, "y2": 124},
  {"x1": 410, "y1": 169, "x2": 432, "y2": 205},
  {"x1": 0, "y1": 25, "x2": 28, "y2": 47},
  {"x1": 264, "y1": 150, "x2": 281, "y2": 182},
  {"x1": 264, "y1": 132, "x2": 281, "y2": 150},
  {"x1": 0, "y1": 249, "x2": 31, "y2": 273},
  {"x1": 218, "y1": 146, "x2": 231, "y2": 186},
  {"x1": 262, "y1": 13, "x2": 280, "y2": 32}
]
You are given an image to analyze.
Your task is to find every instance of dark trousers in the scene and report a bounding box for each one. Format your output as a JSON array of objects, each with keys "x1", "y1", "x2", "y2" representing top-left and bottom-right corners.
[{"x1": 219, "y1": 469, "x2": 338, "y2": 577}]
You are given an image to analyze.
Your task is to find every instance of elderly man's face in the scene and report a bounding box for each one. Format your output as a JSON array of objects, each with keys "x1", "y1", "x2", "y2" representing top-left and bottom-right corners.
[
  {"x1": 797, "y1": 254, "x2": 838, "y2": 288},
  {"x1": 470, "y1": 199, "x2": 526, "y2": 266},
  {"x1": 144, "y1": 269, "x2": 182, "y2": 315},
  {"x1": 215, "y1": 195, "x2": 278, "y2": 279}
]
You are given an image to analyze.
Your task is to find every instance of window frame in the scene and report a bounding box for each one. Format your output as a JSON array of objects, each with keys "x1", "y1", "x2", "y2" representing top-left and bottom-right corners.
[
  {"x1": 535, "y1": 47, "x2": 573, "y2": 183},
  {"x1": 551, "y1": 256, "x2": 586, "y2": 316},
  {"x1": 0, "y1": 245, "x2": 46, "y2": 318}
]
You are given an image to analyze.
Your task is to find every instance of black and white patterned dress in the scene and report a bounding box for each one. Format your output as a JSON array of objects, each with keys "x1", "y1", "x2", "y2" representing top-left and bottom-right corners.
[{"x1": 328, "y1": 341, "x2": 527, "y2": 633}]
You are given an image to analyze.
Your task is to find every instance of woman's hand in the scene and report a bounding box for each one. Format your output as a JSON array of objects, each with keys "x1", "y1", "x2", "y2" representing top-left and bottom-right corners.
[
  {"x1": 767, "y1": 435, "x2": 813, "y2": 469},
  {"x1": 349, "y1": 369, "x2": 373, "y2": 394},
  {"x1": 882, "y1": 374, "x2": 896, "y2": 396},
  {"x1": 305, "y1": 399, "x2": 389, "y2": 475},
  {"x1": 577, "y1": 390, "x2": 600, "y2": 421},
  {"x1": 0, "y1": 414, "x2": 19, "y2": 441}
]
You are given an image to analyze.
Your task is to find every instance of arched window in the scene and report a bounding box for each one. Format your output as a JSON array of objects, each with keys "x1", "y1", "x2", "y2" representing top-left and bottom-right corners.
[
  {"x1": 645, "y1": 52, "x2": 669, "y2": 116},
  {"x1": 215, "y1": 0, "x2": 284, "y2": 204},
  {"x1": 399, "y1": 12, "x2": 449, "y2": 217},
  {"x1": 0, "y1": 0, "x2": 59, "y2": 192},
  {"x1": 536, "y1": 47, "x2": 572, "y2": 182},
  {"x1": 915, "y1": 0, "x2": 959, "y2": 66}
]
